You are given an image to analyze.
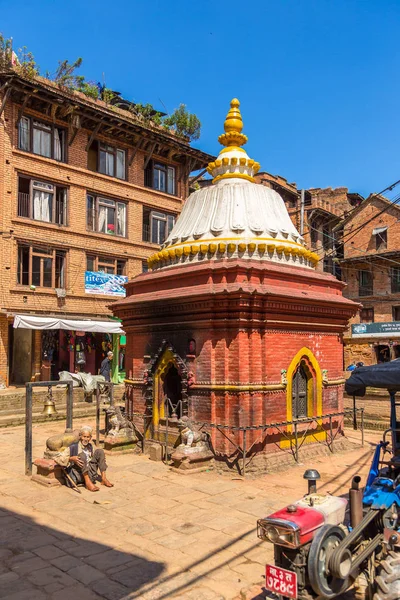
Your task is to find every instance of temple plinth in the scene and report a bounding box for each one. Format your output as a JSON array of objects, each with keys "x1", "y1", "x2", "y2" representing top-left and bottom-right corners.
[{"x1": 112, "y1": 99, "x2": 358, "y2": 471}]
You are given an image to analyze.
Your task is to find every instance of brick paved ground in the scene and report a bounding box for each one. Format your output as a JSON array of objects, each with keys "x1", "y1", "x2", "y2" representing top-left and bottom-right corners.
[{"x1": 0, "y1": 421, "x2": 380, "y2": 599}]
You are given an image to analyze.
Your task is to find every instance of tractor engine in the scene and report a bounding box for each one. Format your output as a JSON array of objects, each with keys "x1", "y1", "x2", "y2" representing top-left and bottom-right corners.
[{"x1": 257, "y1": 469, "x2": 349, "y2": 599}]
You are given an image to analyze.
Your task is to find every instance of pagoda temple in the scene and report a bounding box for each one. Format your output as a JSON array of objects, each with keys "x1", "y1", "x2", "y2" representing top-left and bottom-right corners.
[{"x1": 112, "y1": 99, "x2": 358, "y2": 469}]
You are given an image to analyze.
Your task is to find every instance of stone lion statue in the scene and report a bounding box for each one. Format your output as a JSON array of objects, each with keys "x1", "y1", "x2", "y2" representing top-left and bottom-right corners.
[
  {"x1": 44, "y1": 430, "x2": 80, "y2": 459},
  {"x1": 104, "y1": 405, "x2": 134, "y2": 438},
  {"x1": 177, "y1": 416, "x2": 208, "y2": 448}
]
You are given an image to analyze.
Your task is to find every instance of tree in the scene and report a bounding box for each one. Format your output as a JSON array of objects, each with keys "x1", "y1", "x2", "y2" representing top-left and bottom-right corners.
[{"x1": 164, "y1": 104, "x2": 201, "y2": 141}]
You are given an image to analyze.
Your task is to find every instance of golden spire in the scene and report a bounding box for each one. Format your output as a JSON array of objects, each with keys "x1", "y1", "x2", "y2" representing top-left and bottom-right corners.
[
  {"x1": 207, "y1": 98, "x2": 260, "y2": 183},
  {"x1": 218, "y1": 98, "x2": 248, "y2": 147}
]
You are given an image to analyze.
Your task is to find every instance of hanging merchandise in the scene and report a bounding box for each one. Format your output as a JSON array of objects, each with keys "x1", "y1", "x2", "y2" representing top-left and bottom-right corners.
[{"x1": 65, "y1": 331, "x2": 75, "y2": 351}]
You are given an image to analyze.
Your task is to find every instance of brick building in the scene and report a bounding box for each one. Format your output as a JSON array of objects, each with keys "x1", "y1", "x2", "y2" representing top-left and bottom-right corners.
[
  {"x1": 339, "y1": 194, "x2": 400, "y2": 366},
  {"x1": 0, "y1": 70, "x2": 212, "y2": 385},
  {"x1": 254, "y1": 172, "x2": 364, "y2": 278},
  {"x1": 113, "y1": 99, "x2": 357, "y2": 466}
]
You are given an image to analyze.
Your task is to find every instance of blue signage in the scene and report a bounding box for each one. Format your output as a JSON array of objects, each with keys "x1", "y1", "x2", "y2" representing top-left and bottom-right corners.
[{"x1": 84, "y1": 271, "x2": 128, "y2": 297}]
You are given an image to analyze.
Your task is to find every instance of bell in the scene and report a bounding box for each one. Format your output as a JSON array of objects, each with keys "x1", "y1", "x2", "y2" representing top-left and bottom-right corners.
[{"x1": 42, "y1": 397, "x2": 58, "y2": 416}]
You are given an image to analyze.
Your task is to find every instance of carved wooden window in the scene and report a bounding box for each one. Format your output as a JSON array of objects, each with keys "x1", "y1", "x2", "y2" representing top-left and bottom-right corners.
[{"x1": 292, "y1": 364, "x2": 308, "y2": 419}]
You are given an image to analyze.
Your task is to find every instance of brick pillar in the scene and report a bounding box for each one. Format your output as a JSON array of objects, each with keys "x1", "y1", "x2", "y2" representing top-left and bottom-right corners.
[{"x1": 0, "y1": 316, "x2": 9, "y2": 386}]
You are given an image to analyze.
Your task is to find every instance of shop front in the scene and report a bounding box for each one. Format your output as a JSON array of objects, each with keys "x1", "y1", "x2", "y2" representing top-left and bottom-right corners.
[
  {"x1": 12, "y1": 315, "x2": 125, "y2": 385},
  {"x1": 344, "y1": 322, "x2": 400, "y2": 367}
]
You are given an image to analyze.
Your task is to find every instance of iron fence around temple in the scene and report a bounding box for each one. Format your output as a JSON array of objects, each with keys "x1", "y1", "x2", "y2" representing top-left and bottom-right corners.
[{"x1": 126, "y1": 403, "x2": 364, "y2": 477}]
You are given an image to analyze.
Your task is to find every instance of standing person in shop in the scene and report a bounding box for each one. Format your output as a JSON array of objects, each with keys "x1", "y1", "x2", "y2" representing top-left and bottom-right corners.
[{"x1": 100, "y1": 351, "x2": 113, "y2": 382}]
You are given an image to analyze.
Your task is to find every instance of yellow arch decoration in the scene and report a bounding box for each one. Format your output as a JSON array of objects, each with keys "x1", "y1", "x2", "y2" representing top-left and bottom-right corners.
[
  {"x1": 152, "y1": 348, "x2": 177, "y2": 431},
  {"x1": 286, "y1": 347, "x2": 322, "y2": 421},
  {"x1": 282, "y1": 347, "x2": 324, "y2": 447}
]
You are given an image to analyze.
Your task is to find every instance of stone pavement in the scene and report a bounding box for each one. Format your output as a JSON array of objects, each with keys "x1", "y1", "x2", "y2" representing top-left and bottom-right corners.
[{"x1": 0, "y1": 421, "x2": 380, "y2": 599}]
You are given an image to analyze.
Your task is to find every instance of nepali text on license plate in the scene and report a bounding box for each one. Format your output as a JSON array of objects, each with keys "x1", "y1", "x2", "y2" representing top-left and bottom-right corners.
[{"x1": 265, "y1": 564, "x2": 297, "y2": 599}]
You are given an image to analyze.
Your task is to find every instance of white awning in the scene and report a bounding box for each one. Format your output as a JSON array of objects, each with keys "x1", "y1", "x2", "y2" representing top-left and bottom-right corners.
[
  {"x1": 13, "y1": 315, "x2": 124, "y2": 334},
  {"x1": 372, "y1": 226, "x2": 388, "y2": 235}
]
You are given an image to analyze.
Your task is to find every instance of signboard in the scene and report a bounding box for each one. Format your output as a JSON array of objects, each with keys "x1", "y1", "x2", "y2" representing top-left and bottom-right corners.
[
  {"x1": 352, "y1": 322, "x2": 400, "y2": 338},
  {"x1": 265, "y1": 565, "x2": 297, "y2": 599},
  {"x1": 85, "y1": 271, "x2": 128, "y2": 297}
]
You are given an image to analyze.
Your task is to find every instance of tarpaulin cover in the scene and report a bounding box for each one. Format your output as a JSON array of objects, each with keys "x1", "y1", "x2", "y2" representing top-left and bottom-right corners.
[
  {"x1": 13, "y1": 314, "x2": 124, "y2": 334},
  {"x1": 345, "y1": 359, "x2": 400, "y2": 396},
  {"x1": 58, "y1": 371, "x2": 105, "y2": 395}
]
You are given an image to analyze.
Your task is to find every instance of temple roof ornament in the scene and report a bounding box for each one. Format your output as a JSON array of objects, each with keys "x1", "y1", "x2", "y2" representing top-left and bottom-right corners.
[{"x1": 148, "y1": 99, "x2": 319, "y2": 270}]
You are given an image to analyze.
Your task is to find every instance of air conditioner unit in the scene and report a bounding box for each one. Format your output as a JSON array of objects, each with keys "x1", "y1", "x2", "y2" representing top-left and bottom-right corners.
[{"x1": 55, "y1": 288, "x2": 67, "y2": 298}]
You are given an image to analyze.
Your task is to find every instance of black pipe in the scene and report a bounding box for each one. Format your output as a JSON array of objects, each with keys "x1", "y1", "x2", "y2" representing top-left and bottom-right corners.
[{"x1": 349, "y1": 475, "x2": 363, "y2": 528}]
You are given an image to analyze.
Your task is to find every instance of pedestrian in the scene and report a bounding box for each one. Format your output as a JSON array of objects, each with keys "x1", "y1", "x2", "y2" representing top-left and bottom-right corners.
[
  {"x1": 100, "y1": 351, "x2": 113, "y2": 382},
  {"x1": 54, "y1": 425, "x2": 113, "y2": 492}
]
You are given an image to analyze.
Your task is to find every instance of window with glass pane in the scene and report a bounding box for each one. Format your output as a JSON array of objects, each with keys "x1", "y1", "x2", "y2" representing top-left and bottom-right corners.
[
  {"x1": 116, "y1": 150, "x2": 125, "y2": 179},
  {"x1": 33, "y1": 121, "x2": 52, "y2": 158},
  {"x1": 86, "y1": 254, "x2": 126, "y2": 275},
  {"x1": 392, "y1": 268, "x2": 400, "y2": 294},
  {"x1": 18, "y1": 246, "x2": 29, "y2": 285},
  {"x1": 153, "y1": 163, "x2": 166, "y2": 192},
  {"x1": 17, "y1": 245, "x2": 65, "y2": 288},
  {"x1": 18, "y1": 117, "x2": 30, "y2": 151},
  {"x1": 18, "y1": 117, "x2": 65, "y2": 161},
  {"x1": 151, "y1": 211, "x2": 167, "y2": 244},
  {"x1": 167, "y1": 167, "x2": 175, "y2": 195},
  {"x1": 86, "y1": 194, "x2": 126, "y2": 237},
  {"x1": 99, "y1": 144, "x2": 115, "y2": 177},
  {"x1": 359, "y1": 270, "x2": 373, "y2": 296},
  {"x1": 145, "y1": 161, "x2": 176, "y2": 195},
  {"x1": 32, "y1": 181, "x2": 53, "y2": 222},
  {"x1": 86, "y1": 256, "x2": 95, "y2": 272},
  {"x1": 18, "y1": 176, "x2": 67, "y2": 225}
]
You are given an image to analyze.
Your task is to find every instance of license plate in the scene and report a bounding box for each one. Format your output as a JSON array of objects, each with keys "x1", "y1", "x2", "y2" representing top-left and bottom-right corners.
[{"x1": 266, "y1": 564, "x2": 297, "y2": 599}]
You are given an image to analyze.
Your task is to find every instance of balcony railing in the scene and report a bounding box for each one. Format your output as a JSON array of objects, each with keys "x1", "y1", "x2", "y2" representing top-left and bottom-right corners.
[{"x1": 18, "y1": 192, "x2": 30, "y2": 218}]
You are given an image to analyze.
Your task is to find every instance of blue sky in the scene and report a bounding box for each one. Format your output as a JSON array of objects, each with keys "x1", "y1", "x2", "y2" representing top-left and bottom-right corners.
[{"x1": 1, "y1": 0, "x2": 399, "y2": 197}]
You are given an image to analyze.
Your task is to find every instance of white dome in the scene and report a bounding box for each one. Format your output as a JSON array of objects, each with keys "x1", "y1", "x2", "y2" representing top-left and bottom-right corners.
[{"x1": 148, "y1": 99, "x2": 319, "y2": 271}]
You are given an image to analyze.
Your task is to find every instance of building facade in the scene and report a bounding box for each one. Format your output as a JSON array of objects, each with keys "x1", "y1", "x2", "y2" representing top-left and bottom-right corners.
[
  {"x1": 254, "y1": 173, "x2": 364, "y2": 278},
  {"x1": 340, "y1": 194, "x2": 400, "y2": 366},
  {"x1": 0, "y1": 70, "x2": 212, "y2": 385}
]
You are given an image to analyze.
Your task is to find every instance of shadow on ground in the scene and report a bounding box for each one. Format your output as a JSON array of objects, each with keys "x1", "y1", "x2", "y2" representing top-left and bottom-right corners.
[{"x1": 0, "y1": 505, "x2": 165, "y2": 599}]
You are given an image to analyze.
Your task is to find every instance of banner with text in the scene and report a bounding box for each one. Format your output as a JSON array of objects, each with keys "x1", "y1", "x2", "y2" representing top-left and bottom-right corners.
[{"x1": 85, "y1": 271, "x2": 128, "y2": 297}]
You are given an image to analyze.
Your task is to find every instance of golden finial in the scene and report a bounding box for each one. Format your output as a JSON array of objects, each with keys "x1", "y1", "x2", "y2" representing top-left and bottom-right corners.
[{"x1": 218, "y1": 98, "x2": 248, "y2": 147}]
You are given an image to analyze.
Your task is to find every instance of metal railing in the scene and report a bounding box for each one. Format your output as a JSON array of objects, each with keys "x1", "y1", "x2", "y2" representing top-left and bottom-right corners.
[
  {"x1": 18, "y1": 192, "x2": 30, "y2": 217},
  {"x1": 126, "y1": 406, "x2": 364, "y2": 477}
]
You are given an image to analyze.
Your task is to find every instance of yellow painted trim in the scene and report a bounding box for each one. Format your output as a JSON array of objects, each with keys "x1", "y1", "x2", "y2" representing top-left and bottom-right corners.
[
  {"x1": 282, "y1": 347, "x2": 325, "y2": 448},
  {"x1": 219, "y1": 146, "x2": 247, "y2": 154},
  {"x1": 164, "y1": 237, "x2": 305, "y2": 252},
  {"x1": 213, "y1": 172, "x2": 255, "y2": 184},
  {"x1": 152, "y1": 348, "x2": 176, "y2": 429}
]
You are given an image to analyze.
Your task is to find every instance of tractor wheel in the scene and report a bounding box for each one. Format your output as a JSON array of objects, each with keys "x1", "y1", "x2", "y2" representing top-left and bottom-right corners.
[{"x1": 374, "y1": 551, "x2": 400, "y2": 600}]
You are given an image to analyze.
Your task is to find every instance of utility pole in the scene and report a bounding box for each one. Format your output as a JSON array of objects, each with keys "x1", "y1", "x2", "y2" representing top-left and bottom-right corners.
[{"x1": 300, "y1": 189, "x2": 305, "y2": 236}]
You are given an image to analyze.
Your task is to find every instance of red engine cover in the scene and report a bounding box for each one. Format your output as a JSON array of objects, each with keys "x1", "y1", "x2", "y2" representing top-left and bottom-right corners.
[{"x1": 267, "y1": 505, "x2": 325, "y2": 545}]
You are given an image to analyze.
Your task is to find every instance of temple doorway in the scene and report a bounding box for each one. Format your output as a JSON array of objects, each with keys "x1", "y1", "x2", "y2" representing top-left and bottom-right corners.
[{"x1": 163, "y1": 365, "x2": 183, "y2": 418}]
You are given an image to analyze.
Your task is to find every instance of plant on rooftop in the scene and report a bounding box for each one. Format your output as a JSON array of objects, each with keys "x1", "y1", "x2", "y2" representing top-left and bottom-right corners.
[
  {"x1": 0, "y1": 34, "x2": 202, "y2": 139},
  {"x1": 16, "y1": 46, "x2": 39, "y2": 79},
  {"x1": 0, "y1": 34, "x2": 12, "y2": 70},
  {"x1": 53, "y1": 57, "x2": 84, "y2": 90},
  {"x1": 78, "y1": 80, "x2": 99, "y2": 100},
  {"x1": 163, "y1": 104, "x2": 201, "y2": 141}
]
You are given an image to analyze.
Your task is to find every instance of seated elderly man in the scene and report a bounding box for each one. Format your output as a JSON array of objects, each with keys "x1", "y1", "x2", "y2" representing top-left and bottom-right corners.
[{"x1": 54, "y1": 425, "x2": 113, "y2": 492}]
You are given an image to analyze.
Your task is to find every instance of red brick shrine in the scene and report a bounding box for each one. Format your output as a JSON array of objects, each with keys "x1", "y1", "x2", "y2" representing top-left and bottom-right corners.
[{"x1": 112, "y1": 99, "x2": 359, "y2": 468}]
